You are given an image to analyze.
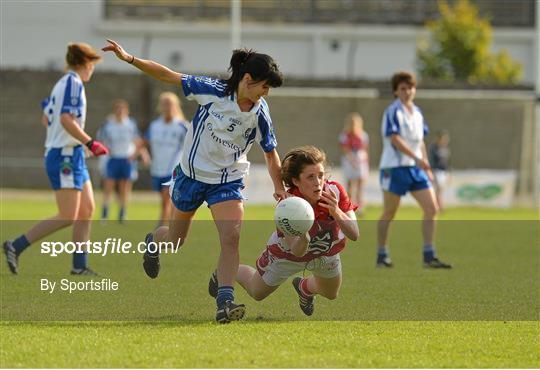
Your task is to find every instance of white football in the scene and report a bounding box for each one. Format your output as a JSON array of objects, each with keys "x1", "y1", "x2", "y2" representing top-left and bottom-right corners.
[{"x1": 274, "y1": 196, "x2": 315, "y2": 237}]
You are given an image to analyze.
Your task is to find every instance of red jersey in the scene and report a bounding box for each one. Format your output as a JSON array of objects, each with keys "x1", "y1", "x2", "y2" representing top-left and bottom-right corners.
[
  {"x1": 339, "y1": 132, "x2": 368, "y2": 152},
  {"x1": 266, "y1": 181, "x2": 358, "y2": 262}
]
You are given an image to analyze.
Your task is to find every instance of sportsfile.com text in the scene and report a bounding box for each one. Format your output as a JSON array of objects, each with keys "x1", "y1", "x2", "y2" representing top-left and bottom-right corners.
[{"x1": 40, "y1": 238, "x2": 181, "y2": 257}]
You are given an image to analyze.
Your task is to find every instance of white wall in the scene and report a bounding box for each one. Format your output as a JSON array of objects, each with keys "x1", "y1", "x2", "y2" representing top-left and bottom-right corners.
[{"x1": 1, "y1": 0, "x2": 536, "y2": 84}]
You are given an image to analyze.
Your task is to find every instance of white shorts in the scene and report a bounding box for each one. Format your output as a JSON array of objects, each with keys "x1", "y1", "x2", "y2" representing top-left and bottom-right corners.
[
  {"x1": 341, "y1": 156, "x2": 369, "y2": 180},
  {"x1": 433, "y1": 170, "x2": 448, "y2": 188},
  {"x1": 256, "y1": 249, "x2": 342, "y2": 287}
]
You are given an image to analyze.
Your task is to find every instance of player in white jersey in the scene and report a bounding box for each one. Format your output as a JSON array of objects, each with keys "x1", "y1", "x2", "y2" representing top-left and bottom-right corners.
[
  {"x1": 103, "y1": 39, "x2": 287, "y2": 323},
  {"x1": 3, "y1": 43, "x2": 108, "y2": 275},
  {"x1": 145, "y1": 92, "x2": 188, "y2": 226},
  {"x1": 208, "y1": 146, "x2": 359, "y2": 316},
  {"x1": 377, "y1": 72, "x2": 451, "y2": 269},
  {"x1": 97, "y1": 99, "x2": 149, "y2": 223}
]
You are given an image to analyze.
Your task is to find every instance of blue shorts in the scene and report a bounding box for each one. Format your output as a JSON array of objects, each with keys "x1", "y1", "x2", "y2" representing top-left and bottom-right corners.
[
  {"x1": 380, "y1": 166, "x2": 431, "y2": 196},
  {"x1": 152, "y1": 175, "x2": 172, "y2": 192},
  {"x1": 106, "y1": 158, "x2": 135, "y2": 180},
  {"x1": 45, "y1": 146, "x2": 90, "y2": 191},
  {"x1": 170, "y1": 167, "x2": 245, "y2": 212}
]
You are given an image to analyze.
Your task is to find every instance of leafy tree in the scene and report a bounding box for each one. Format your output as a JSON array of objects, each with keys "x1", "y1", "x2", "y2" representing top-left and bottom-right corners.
[{"x1": 417, "y1": 0, "x2": 522, "y2": 84}]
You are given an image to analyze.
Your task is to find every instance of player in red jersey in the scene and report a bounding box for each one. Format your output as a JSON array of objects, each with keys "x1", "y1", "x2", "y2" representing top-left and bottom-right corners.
[{"x1": 209, "y1": 146, "x2": 359, "y2": 316}]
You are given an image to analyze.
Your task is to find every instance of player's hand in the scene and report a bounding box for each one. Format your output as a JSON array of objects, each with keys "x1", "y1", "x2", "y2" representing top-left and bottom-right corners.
[
  {"x1": 299, "y1": 231, "x2": 311, "y2": 244},
  {"x1": 142, "y1": 155, "x2": 151, "y2": 167},
  {"x1": 426, "y1": 169, "x2": 434, "y2": 182},
  {"x1": 414, "y1": 156, "x2": 431, "y2": 171},
  {"x1": 273, "y1": 190, "x2": 290, "y2": 202},
  {"x1": 102, "y1": 39, "x2": 132, "y2": 62},
  {"x1": 86, "y1": 139, "x2": 109, "y2": 156},
  {"x1": 319, "y1": 187, "x2": 339, "y2": 217}
]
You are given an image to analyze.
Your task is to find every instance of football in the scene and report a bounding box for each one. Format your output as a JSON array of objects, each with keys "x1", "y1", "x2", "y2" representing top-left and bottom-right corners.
[{"x1": 274, "y1": 196, "x2": 315, "y2": 237}]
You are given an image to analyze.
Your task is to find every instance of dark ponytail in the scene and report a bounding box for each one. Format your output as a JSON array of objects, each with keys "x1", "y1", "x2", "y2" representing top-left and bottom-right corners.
[{"x1": 224, "y1": 48, "x2": 283, "y2": 96}]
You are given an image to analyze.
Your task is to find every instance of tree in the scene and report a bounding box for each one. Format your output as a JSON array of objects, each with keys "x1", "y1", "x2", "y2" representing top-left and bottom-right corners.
[{"x1": 417, "y1": 0, "x2": 522, "y2": 84}]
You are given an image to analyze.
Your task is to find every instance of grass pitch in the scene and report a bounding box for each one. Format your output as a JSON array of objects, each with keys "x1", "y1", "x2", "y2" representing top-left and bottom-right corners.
[{"x1": 1, "y1": 190, "x2": 539, "y2": 368}]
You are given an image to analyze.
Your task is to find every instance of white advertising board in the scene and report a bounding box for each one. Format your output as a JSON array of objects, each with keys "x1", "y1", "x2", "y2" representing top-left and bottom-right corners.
[{"x1": 243, "y1": 165, "x2": 517, "y2": 208}]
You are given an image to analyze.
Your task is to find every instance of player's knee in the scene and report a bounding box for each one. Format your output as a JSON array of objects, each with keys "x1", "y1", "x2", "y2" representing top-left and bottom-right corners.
[
  {"x1": 56, "y1": 217, "x2": 75, "y2": 227},
  {"x1": 58, "y1": 209, "x2": 78, "y2": 223},
  {"x1": 424, "y1": 205, "x2": 438, "y2": 219},
  {"x1": 252, "y1": 293, "x2": 266, "y2": 301},
  {"x1": 251, "y1": 291, "x2": 269, "y2": 301},
  {"x1": 379, "y1": 213, "x2": 395, "y2": 222},
  {"x1": 219, "y1": 231, "x2": 241, "y2": 250},
  {"x1": 78, "y1": 203, "x2": 95, "y2": 220},
  {"x1": 325, "y1": 291, "x2": 339, "y2": 300}
]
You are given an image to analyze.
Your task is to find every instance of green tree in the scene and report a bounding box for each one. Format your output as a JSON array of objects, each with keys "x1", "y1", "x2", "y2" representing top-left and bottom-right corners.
[{"x1": 417, "y1": 0, "x2": 522, "y2": 84}]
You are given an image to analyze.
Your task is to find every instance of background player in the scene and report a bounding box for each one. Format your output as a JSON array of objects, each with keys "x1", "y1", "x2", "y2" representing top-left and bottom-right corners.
[
  {"x1": 209, "y1": 146, "x2": 359, "y2": 316},
  {"x1": 428, "y1": 129, "x2": 451, "y2": 211},
  {"x1": 3, "y1": 43, "x2": 108, "y2": 275},
  {"x1": 98, "y1": 99, "x2": 149, "y2": 223},
  {"x1": 376, "y1": 71, "x2": 451, "y2": 269},
  {"x1": 103, "y1": 39, "x2": 287, "y2": 323},
  {"x1": 339, "y1": 112, "x2": 369, "y2": 215},
  {"x1": 145, "y1": 92, "x2": 188, "y2": 226}
]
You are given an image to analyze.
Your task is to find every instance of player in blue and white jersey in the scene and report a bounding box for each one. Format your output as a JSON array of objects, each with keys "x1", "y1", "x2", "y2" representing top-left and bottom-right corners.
[
  {"x1": 145, "y1": 92, "x2": 188, "y2": 226},
  {"x1": 103, "y1": 39, "x2": 287, "y2": 323},
  {"x1": 97, "y1": 99, "x2": 149, "y2": 223},
  {"x1": 3, "y1": 43, "x2": 108, "y2": 275},
  {"x1": 377, "y1": 71, "x2": 451, "y2": 269}
]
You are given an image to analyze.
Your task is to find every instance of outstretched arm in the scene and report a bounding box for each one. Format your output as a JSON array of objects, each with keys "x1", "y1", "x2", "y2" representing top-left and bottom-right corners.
[
  {"x1": 264, "y1": 149, "x2": 289, "y2": 201},
  {"x1": 102, "y1": 39, "x2": 182, "y2": 85}
]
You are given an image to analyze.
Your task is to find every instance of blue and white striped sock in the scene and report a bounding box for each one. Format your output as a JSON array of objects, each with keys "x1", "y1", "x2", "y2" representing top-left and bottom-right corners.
[
  {"x1": 101, "y1": 205, "x2": 109, "y2": 220},
  {"x1": 423, "y1": 245, "x2": 435, "y2": 262},
  {"x1": 216, "y1": 286, "x2": 234, "y2": 309},
  {"x1": 119, "y1": 206, "x2": 126, "y2": 221},
  {"x1": 12, "y1": 234, "x2": 30, "y2": 254},
  {"x1": 377, "y1": 246, "x2": 389, "y2": 263},
  {"x1": 73, "y1": 251, "x2": 88, "y2": 270}
]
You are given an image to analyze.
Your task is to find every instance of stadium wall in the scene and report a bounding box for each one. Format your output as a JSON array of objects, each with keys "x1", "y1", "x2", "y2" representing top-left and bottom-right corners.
[
  {"x1": 0, "y1": 1, "x2": 536, "y2": 84},
  {"x1": 0, "y1": 70, "x2": 536, "y2": 203}
]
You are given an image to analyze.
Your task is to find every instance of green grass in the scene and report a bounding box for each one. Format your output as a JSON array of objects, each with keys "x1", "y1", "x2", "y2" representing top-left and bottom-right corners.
[
  {"x1": 1, "y1": 189, "x2": 539, "y2": 368},
  {"x1": 1, "y1": 321, "x2": 538, "y2": 368},
  {"x1": 1, "y1": 189, "x2": 538, "y2": 221}
]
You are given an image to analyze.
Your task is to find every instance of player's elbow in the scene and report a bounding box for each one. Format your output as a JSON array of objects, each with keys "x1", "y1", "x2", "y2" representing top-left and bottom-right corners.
[
  {"x1": 60, "y1": 113, "x2": 73, "y2": 127},
  {"x1": 347, "y1": 224, "x2": 360, "y2": 241},
  {"x1": 158, "y1": 70, "x2": 181, "y2": 85},
  {"x1": 390, "y1": 134, "x2": 401, "y2": 146}
]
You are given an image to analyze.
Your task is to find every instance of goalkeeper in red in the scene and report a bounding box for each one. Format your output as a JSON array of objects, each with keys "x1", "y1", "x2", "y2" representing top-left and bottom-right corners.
[{"x1": 209, "y1": 146, "x2": 359, "y2": 316}]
